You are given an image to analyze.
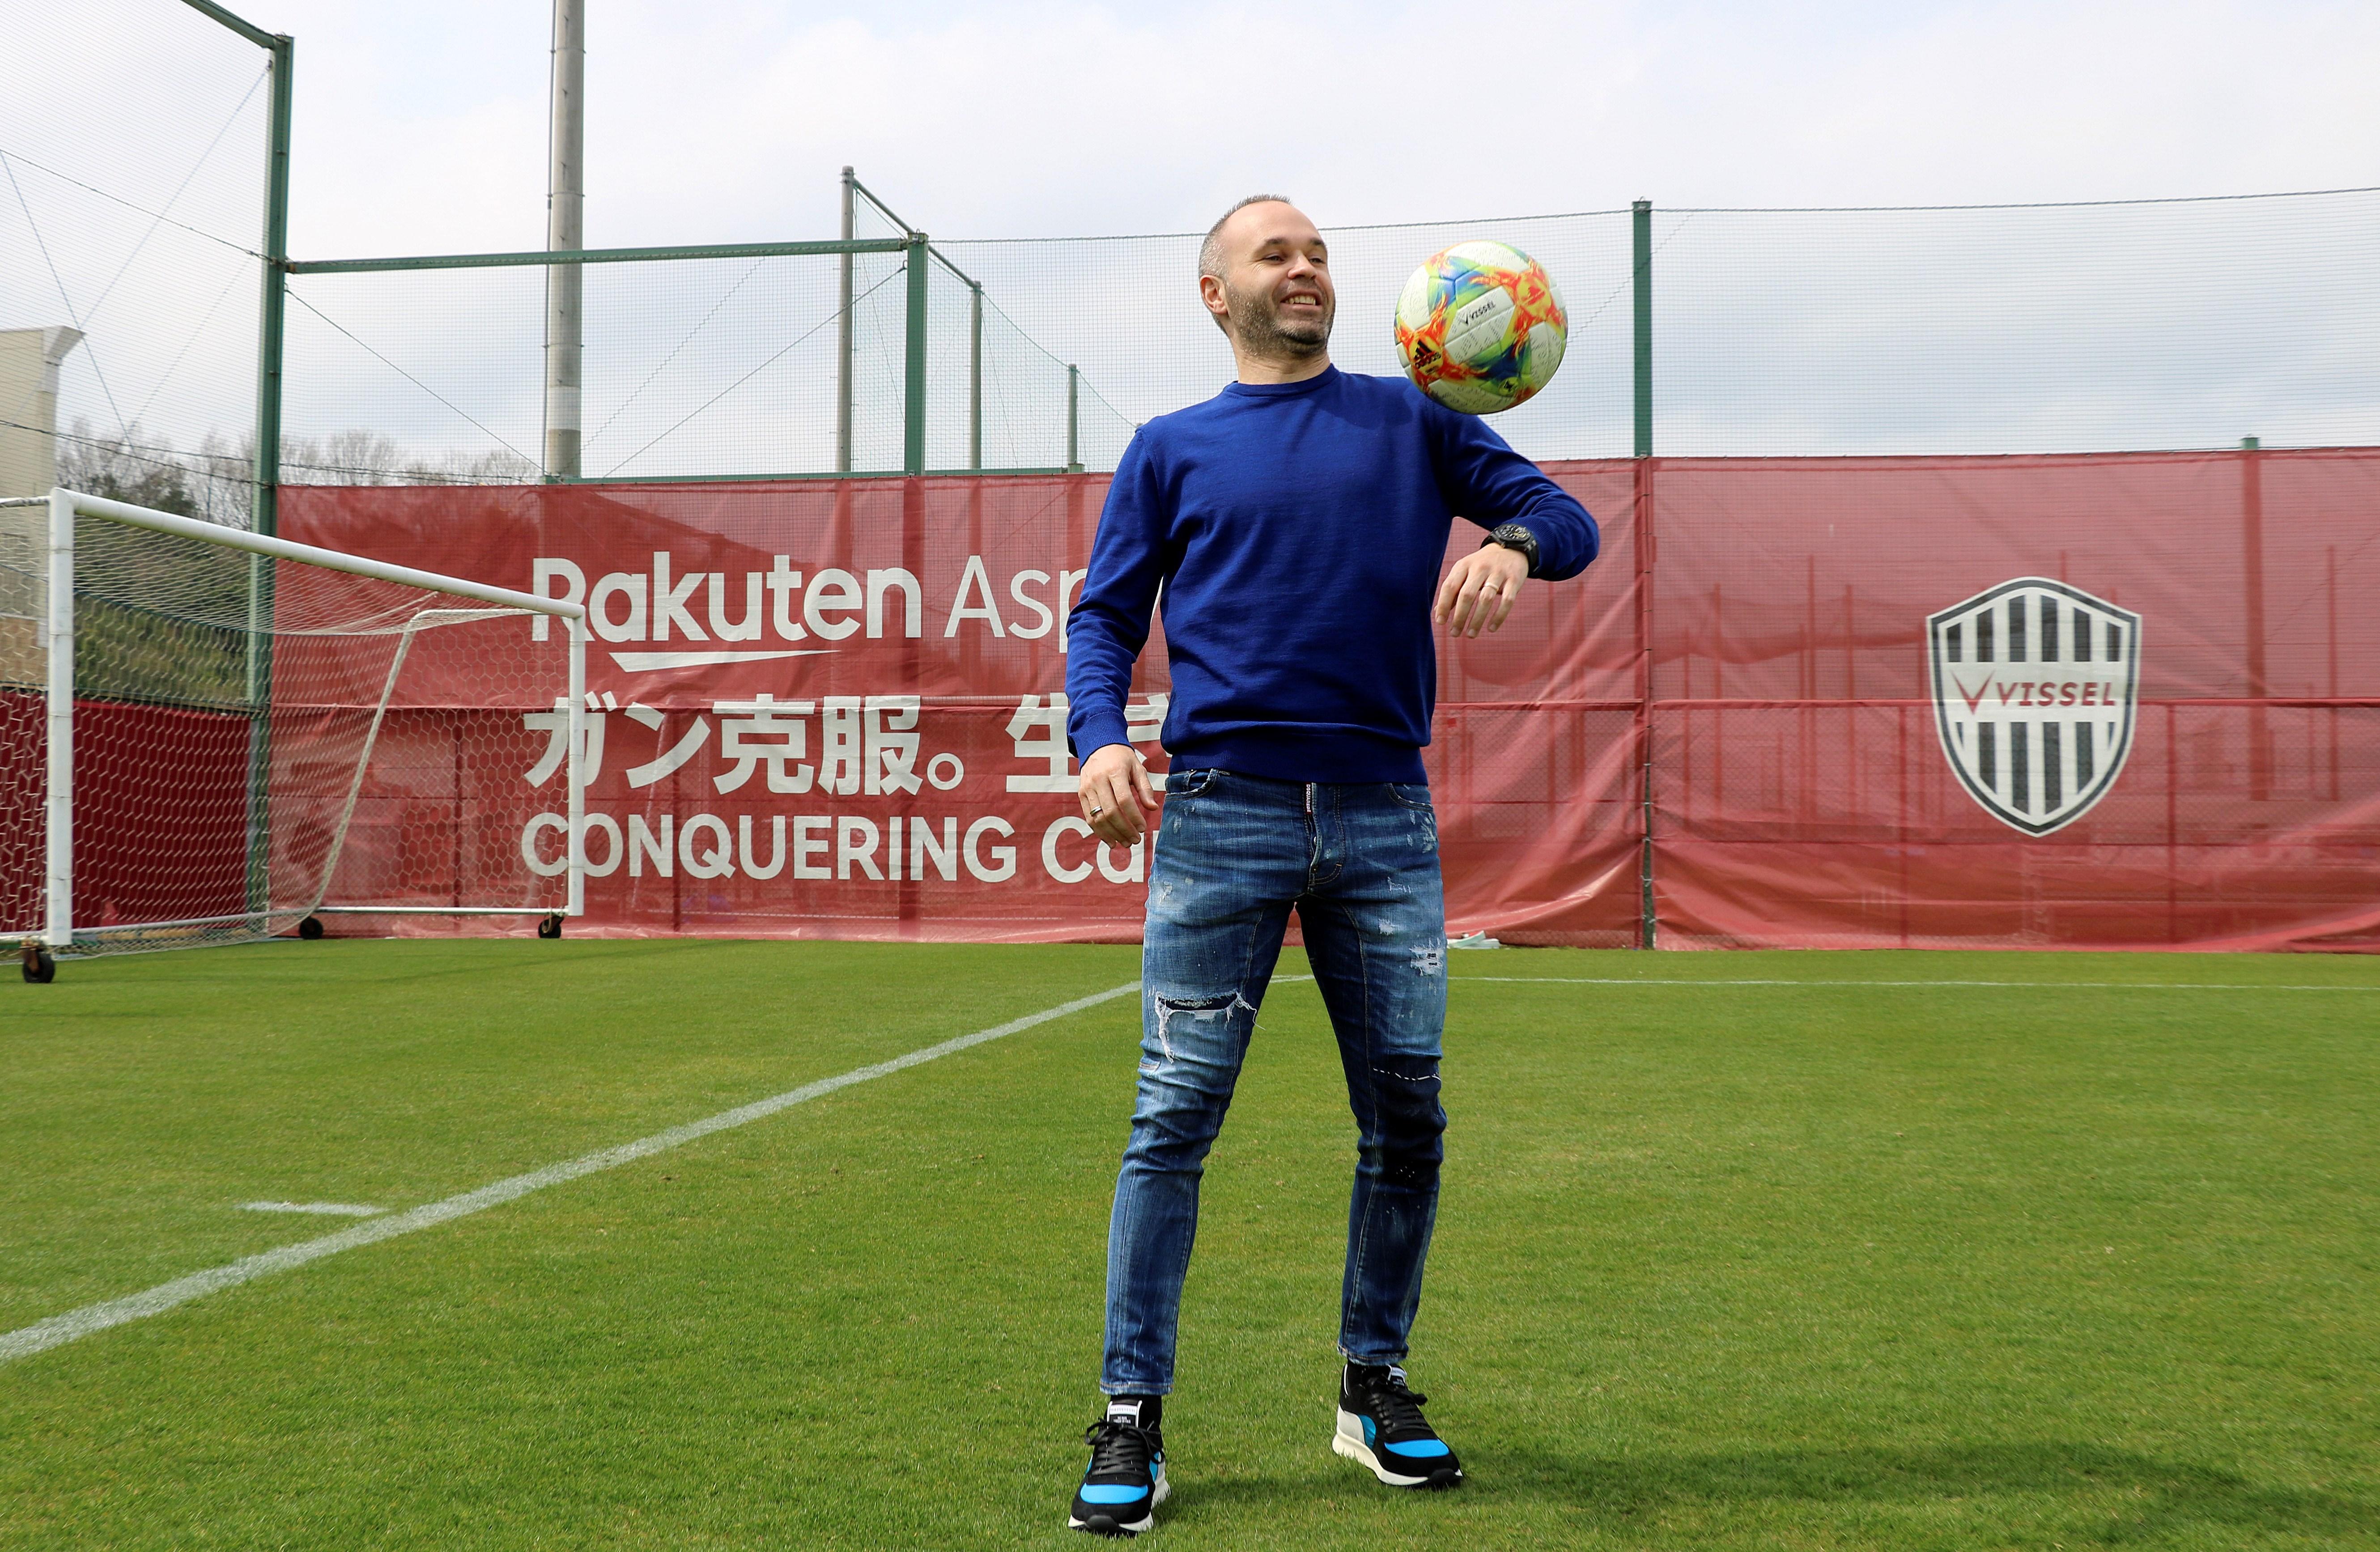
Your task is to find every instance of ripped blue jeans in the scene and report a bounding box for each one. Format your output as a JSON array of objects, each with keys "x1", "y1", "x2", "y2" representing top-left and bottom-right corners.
[{"x1": 1101, "y1": 769, "x2": 1448, "y2": 1396}]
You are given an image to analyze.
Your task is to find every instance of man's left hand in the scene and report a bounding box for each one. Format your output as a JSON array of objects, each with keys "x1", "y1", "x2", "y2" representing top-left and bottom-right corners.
[{"x1": 1433, "y1": 543, "x2": 1530, "y2": 638}]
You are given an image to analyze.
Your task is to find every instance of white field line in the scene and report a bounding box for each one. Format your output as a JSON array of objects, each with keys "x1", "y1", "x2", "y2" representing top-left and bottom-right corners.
[
  {"x1": 239, "y1": 1202, "x2": 385, "y2": 1217},
  {"x1": 0, "y1": 981, "x2": 1141, "y2": 1365},
  {"x1": 1453, "y1": 978, "x2": 2379, "y2": 991}
]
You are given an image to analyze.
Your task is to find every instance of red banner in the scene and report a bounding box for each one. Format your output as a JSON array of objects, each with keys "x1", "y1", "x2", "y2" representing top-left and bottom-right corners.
[
  {"x1": 1640, "y1": 451, "x2": 2380, "y2": 951},
  {"x1": 271, "y1": 447, "x2": 2377, "y2": 953}
]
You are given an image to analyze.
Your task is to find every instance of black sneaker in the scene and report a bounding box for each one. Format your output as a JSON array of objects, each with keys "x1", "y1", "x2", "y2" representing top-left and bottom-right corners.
[
  {"x1": 1333, "y1": 1363, "x2": 1463, "y2": 1488},
  {"x1": 1070, "y1": 1397, "x2": 1169, "y2": 1537}
]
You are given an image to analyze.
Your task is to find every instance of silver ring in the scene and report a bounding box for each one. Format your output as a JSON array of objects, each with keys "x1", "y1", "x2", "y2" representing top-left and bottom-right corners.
[{"x1": 1092, "y1": 805, "x2": 1103, "y2": 815}]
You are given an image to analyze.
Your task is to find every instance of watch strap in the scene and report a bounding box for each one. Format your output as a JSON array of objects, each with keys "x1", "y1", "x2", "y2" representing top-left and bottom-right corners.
[{"x1": 1482, "y1": 523, "x2": 1541, "y2": 578}]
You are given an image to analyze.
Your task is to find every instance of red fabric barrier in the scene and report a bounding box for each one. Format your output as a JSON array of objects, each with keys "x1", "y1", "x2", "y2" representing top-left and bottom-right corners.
[
  {"x1": 258, "y1": 448, "x2": 2375, "y2": 952},
  {"x1": 1644, "y1": 450, "x2": 2380, "y2": 951}
]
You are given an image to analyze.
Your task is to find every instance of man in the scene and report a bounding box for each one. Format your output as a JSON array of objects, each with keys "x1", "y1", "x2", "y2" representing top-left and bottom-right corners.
[{"x1": 1061, "y1": 195, "x2": 1599, "y2": 1537}]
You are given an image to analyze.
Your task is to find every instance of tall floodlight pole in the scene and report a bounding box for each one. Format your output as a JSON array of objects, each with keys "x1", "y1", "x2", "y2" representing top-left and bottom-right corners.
[
  {"x1": 543, "y1": 0, "x2": 584, "y2": 481},
  {"x1": 837, "y1": 167, "x2": 855, "y2": 472}
]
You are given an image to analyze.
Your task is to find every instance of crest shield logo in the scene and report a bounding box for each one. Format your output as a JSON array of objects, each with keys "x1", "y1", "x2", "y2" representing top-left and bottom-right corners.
[{"x1": 1926, "y1": 578, "x2": 2142, "y2": 835}]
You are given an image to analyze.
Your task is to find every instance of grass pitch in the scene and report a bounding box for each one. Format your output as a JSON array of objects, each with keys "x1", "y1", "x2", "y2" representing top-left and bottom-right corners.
[{"x1": 1, "y1": 940, "x2": 2375, "y2": 1549}]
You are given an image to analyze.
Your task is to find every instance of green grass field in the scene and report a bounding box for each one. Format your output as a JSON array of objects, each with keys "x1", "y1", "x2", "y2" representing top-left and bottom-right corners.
[{"x1": 2, "y1": 940, "x2": 2375, "y2": 1549}]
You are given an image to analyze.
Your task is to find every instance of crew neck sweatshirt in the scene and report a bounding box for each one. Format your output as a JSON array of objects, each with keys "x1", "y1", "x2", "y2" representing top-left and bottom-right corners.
[{"x1": 1065, "y1": 366, "x2": 1598, "y2": 784}]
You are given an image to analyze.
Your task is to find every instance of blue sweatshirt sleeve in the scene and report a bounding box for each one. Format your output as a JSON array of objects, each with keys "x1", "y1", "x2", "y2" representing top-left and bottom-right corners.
[
  {"x1": 1065, "y1": 430, "x2": 1170, "y2": 760},
  {"x1": 1424, "y1": 403, "x2": 1600, "y2": 580}
]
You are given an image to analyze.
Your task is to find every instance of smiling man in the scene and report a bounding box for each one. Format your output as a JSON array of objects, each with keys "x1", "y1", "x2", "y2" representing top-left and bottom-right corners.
[{"x1": 1059, "y1": 195, "x2": 1600, "y2": 1537}]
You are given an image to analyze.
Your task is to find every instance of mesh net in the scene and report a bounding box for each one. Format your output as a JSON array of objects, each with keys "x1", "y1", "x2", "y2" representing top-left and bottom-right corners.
[
  {"x1": 0, "y1": 501, "x2": 578, "y2": 953},
  {"x1": 278, "y1": 200, "x2": 1149, "y2": 484},
  {"x1": 937, "y1": 209, "x2": 1638, "y2": 464},
  {"x1": 1651, "y1": 194, "x2": 2380, "y2": 455},
  {"x1": 0, "y1": 0, "x2": 270, "y2": 522},
  {"x1": 274, "y1": 187, "x2": 2379, "y2": 480},
  {"x1": 285, "y1": 255, "x2": 872, "y2": 485}
]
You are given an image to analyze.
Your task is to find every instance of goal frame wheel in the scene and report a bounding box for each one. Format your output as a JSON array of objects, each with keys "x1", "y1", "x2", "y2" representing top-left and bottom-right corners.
[
  {"x1": 21, "y1": 944, "x2": 56, "y2": 983},
  {"x1": 537, "y1": 914, "x2": 565, "y2": 940},
  {"x1": 298, "y1": 916, "x2": 324, "y2": 940}
]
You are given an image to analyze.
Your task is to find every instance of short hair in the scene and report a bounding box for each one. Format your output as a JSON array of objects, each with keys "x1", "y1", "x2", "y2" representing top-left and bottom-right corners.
[{"x1": 1198, "y1": 194, "x2": 1295, "y2": 281}]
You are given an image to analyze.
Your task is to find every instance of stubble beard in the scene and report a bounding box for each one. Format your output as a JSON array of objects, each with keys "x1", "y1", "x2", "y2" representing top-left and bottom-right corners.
[{"x1": 1226, "y1": 278, "x2": 1333, "y2": 364}]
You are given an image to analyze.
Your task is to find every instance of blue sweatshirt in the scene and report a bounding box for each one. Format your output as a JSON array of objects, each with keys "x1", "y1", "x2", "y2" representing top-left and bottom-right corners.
[{"x1": 1065, "y1": 366, "x2": 1598, "y2": 784}]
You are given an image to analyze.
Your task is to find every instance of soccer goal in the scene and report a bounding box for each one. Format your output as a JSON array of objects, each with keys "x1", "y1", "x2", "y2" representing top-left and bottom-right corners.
[{"x1": 3, "y1": 489, "x2": 587, "y2": 978}]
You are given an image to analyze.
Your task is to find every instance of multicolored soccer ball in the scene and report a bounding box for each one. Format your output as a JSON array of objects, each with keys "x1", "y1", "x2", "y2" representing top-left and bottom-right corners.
[{"x1": 1394, "y1": 240, "x2": 1568, "y2": 415}]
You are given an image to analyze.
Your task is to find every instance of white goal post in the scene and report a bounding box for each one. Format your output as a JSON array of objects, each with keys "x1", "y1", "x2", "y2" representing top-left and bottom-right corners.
[{"x1": 4, "y1": 488, "x2": 588, "y2": 957}]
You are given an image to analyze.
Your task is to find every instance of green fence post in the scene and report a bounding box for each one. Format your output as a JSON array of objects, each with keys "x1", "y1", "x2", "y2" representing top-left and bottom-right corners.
[
  {"x1": 1632, "y1": 199, "x2": 1652, "y2": 459},
  {"x1": 837, "y1": 167, "x2": 855, "y2": 474},
  {"x1": 969, "y1": 281, "x2": 984, "y2": 471},
  {"x1": 904, "y1": 233, "x2": 929, "y2": 476},
  {"x1": 1631, "y1": 198, "x2": 1656, "y2": 945},
  {"x1": 246, "y1": 27, "x2": 293, "y2": 928},
  {"x1": 1067, "y1": 365, "x2": 1081, "y2": 473},
  {"x1": 254, "y1": 34, "x2": 293, "y2": 534}
]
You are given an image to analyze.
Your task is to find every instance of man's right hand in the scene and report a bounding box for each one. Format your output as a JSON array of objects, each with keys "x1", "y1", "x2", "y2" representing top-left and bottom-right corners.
[{"x1": 1079, "y1": 743, "x2": 1160, "y2": 846}]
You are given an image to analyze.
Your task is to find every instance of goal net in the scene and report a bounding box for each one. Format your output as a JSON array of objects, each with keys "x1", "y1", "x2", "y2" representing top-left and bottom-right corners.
[{"x1": 1, "y1": 490, "x2": 586, "y2": 959}]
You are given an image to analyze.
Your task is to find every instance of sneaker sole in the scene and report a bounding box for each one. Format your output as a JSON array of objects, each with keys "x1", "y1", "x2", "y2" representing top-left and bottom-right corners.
[
  {"x1": 1333, "y1": 1408, "x2": 1463, "y2": 1490},
  {"x1": 1069, "y1": 1469, "x2": 1169, "y2": 1535}
]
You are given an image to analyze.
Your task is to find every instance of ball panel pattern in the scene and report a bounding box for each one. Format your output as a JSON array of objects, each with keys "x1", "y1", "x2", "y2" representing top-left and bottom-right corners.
[{"x1": 1392, "y1": 239, "x2": 1568, "y2": 415}]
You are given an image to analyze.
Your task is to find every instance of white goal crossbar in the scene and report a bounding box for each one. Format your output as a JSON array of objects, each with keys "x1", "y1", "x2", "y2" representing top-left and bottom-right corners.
[{"x1": 28, "y1": 488, "x2": 590, "y2": 951}]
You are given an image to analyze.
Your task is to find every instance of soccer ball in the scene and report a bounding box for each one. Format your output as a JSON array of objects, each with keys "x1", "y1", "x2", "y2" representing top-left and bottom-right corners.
[{"x1": 1394, "y1": 240, "x2": 1568, "y2": 415}]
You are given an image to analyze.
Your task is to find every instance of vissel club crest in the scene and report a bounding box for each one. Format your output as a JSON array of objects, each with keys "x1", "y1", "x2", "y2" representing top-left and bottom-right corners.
[{"x1": 1926, "y1": 578, "x2": 2142, "y2": 835}]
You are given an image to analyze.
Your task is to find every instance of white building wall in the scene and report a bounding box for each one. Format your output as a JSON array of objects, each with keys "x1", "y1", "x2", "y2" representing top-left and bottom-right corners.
[{"x1": 0, "y1": 326, "x2": 84, "y2": 498}]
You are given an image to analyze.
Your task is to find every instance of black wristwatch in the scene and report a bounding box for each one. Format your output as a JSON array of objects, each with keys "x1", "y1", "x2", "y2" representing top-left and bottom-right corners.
[{"x1": 1482, "y1": 523, "x2": 1541, "y2": 577}]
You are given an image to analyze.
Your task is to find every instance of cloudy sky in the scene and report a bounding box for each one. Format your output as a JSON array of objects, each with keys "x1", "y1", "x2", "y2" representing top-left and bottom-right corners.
[{"x1": 4, "y1": 0, "x2": 2376, "y2": 477}]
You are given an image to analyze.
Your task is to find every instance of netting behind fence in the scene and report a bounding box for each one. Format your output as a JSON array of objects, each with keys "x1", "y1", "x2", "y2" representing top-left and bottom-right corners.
[
  {"x1": 1653, "y1": 195, "x2": 2380, "y2": 455},
  {"x1": 0, "y1": 0, "x2": 271, "y2": 521},
  {"x1": 264, "y1": 187, "x2": 2380, "y2": 484},
  {"x1": 937, "y1": 206, "x2": 1640, "y2": 463}
]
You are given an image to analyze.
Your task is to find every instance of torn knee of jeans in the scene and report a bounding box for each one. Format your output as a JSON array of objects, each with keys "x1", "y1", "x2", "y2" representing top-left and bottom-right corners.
[
  {"x1": 1410, "y1": 939, "x2": 1445, "y2": 976},
  {"x1": 1369, "y1": 1059, "x2": 1441, "y2": 1087},
  {"x1": 1148, "y1": 990, "x2": 1255, "y2": 1059},
  {"x1": 1152, "y1": 992, "x2": 1237, "y2": 1026},
  {"x1": 1152, "y1": 991, "x2": 1251, "y2": 1023}
]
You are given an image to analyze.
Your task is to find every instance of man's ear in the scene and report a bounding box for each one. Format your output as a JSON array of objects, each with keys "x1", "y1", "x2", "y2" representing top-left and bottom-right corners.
[{"x1": 1199, "y1": 273, "x2": 1229, "y2": 326}]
